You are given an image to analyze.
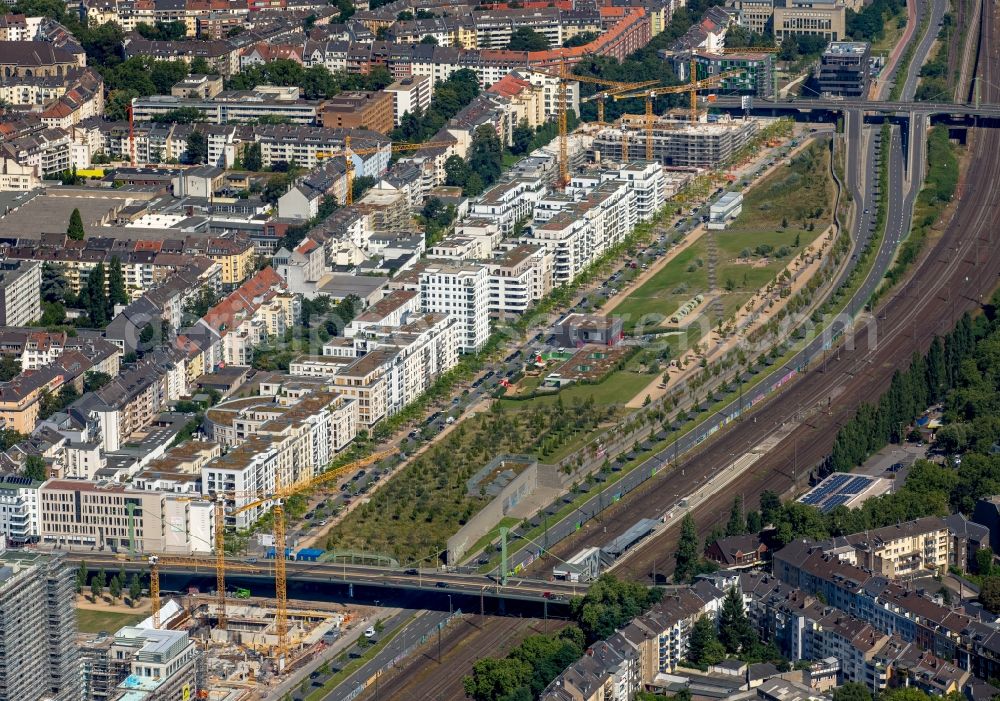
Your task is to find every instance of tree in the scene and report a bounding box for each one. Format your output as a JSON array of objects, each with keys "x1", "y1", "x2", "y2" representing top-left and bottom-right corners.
[
  {"x1": 444, "y1": 154, "x2": 470, "y2": 188},
  {"x1": 40, "y1": 301, "x2": 66, "y2": 326},
  {"x1": 84, "y1": 371, "x2": 113, "y2": 393},
  {"x1": 129, "y1": 573, "x2": 142, "y2": 604},
  {"x1": 979, "y1": 577, "x2": 1000, "y2": 614},
  {"x1": 688, "y1": 616, "x2": 725, "y2": 665},
  {"x1": 420, "y1": 34, "x2": 438, "y2": 44},
  {"x1": 568, "y1": 575, "x2": 663, "y2": 644},
  {"x1": 759, "y1": 490, "x2": 781, "y2": 524},
  {"x1": 511, "y1": 120, "x2": 534, "y2": 155},
  {"x1": 41, "y1": 263, "x2": 71, "y2": 303},
  {"x1": 675, "y1": 513, "x2": 699, "y2": 582},
  {"x1": 76, "y1": 560, "x2": 88, "y2": 595},
  {"x1": 564, "y1": 30, "x2": 599, "y2": 48},
  {"x1": 108, "y1": 256, "x2": 128, "y2": 308},
  {"x1": 109, "y1": 575, "x2": 122, "y2": 601},
  {"x1": 976, "y1": 547, "x2": 995, "y2": 576},
  {"x1": 468, "y1": 124, "x2": 503, "y2": 189},
  {"x1": 718, "y1": 587, "x2": 756, "y2": 654},
  {"x1": 463, "y1": 657, "x2": 532, "y2": 701},
  {"x1": 725, "y1": 495, "x2": 745, "y2": 536},
  {"x1": 84, "y1": 264, "x2": 109, "y2": 327},
  {"x1": 24, "y1": 455, "x2": 46, "y2": 481},
  {"x1": 67, "y1": 208, "x2": 85, "y2": 240},
  {"x1": 243, "y1": 142, "x2": 262, "y2": 172},
  {"x1": 91, "y1": 569, "x2": 106, "y2": 601},
  {"x1": 832, "y1": 683, "x2": 872, "y2": 701},
  {"x1": 507, "y1": 27, "x2": 549, "y2": 51},
  {"x1": 0, "y1": 356, "x2": 20, "y2": 382},
  {"x1": 185, "y1": 130, "x2": 208, "y2": 165}
]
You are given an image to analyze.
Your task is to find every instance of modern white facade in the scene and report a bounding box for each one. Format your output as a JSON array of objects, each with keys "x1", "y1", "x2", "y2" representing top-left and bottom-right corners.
[{"x1": 419, "y1": 263, "x2": 490, "y2": 352}]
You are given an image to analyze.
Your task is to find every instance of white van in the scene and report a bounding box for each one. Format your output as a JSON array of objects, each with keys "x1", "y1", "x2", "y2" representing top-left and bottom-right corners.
[{"x1": 364, "y1": 626, "x2": 376, "y2": 638}]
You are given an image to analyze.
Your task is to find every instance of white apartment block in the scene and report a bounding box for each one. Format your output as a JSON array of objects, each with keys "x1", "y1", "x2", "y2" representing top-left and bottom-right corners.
[
  {"x1": 487, "y1": 244, "x2": 554, "y2": 318},
  {"x1": 384, "y1": 75, "x2": 432, "y2": 126},
  {"x1": 419, "y1": 263, "x2": 490, "y2": 352},
  {"x1": 0, "y1": 474, "x2": 41, "y2": 545},
  {"x1": 525, "y1": 180, "x2": 635, "y2": 285},
  {"x1": 0, "y1": 260, "x2": 41, "y2": 327},
  {"x1": 201, "y1": 436, "x2": 283, "y2": 530},
  {"x1": 470, "y1": 177, "x2": 546, "y2": 236}
]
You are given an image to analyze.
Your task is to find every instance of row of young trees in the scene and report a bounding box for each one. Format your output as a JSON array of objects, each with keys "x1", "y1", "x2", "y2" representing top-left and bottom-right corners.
[{"x1": 75, "y1": 561, "x2": 144, "y2": 605}]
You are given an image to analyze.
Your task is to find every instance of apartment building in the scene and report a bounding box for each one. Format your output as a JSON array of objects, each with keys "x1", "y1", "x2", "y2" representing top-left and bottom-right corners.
[
  {"x1": 131, "y1": 92, "x2": 318, "y2": 126},
  {"x1": 540, "y1": 582, "x2": 725, "y2": 699},
  {"x1": 39, "y1": 479, "x2": 213, "y2": 554},
  {"x1": 0, "y1": 260, "x2": 41, "y2": 327},
  {"x1": 0, "y1": 360, "x2": 72, "y2": 433},
  {"x1": 835, "y1": 516, "x2": 951, "y2": 576},
  {"x1": 328, "y1": 350, "x2": 393, "y2": 426},
  {"x1": 0, "y1": 549, "x2": 80, "y2": 701},
  {"x1": 487, "y1": 244, "x2": 554, "y2": 318},
  {"x1": 470, "y1": 178, "x2": 546, "y2": 235},
  {"x1": 0, "y1": 473, "x2": 41, "y2": 545},
  {"x1": 384, "y1": 75, "x2": 432, "y2": 126},
  {"x1": 200, "y1": 267, "x2": 299, "y2": 367},
  {"x1": 202, "y1": 436, "x2": 286, "y2": 529},
  {"x1": 419, "y1": 262, "x2": 490, "y2": 352},
  {"x1": 320, "y1": 90, "x2": 395, "y2": 134},
  {"x1": 527, "y1": 180, "x2": 635, "y2": 285}
]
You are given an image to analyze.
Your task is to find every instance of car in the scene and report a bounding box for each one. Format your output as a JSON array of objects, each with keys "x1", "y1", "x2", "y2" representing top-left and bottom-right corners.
[
  {"x1": 364, "y1": 626, "x2": 376, "y2": 638},
  {"x1": 542, "y1": 591, "x2": 552, "y2": 598},
  {"x1": 357, "y1": 469, "x2": 366, "y2": 478},
  {"x1": 889, "y1": 462, "x2": 904, "y2": 472},
  {"x1": 310, "y1": 672, "x2": 321, "y2": 680},
  {"x1": 340, "y1": 483, "x2": 349, "y2": 491},
  {"x1": 436, "y1": 581, "x2": 449, "y2": 588},
  {"x1": 445, "y1": 416, "x2": 455, "y2": 424},
  {"x1": 304, "y1": 512, "x2": 314, "y2": 519},
  {"x1": 404, "y1": 568, "x2": 418, "y2": 575},
  {"x1": 319, "y1": 520, "x2": 328, "y2": 527},
  {"x1": 245, "y1": 557, "x2": 258, "y2": 564}
]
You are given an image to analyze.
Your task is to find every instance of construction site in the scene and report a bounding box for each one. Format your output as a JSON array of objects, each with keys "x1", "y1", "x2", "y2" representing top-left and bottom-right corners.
[{"x1": 591, "y1": 112, "x2": 761, "y2": 169}]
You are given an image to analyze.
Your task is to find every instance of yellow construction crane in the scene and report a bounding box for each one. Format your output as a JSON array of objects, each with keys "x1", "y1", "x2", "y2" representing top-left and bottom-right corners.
[
  {"x1": 317, "y1": 139, "x2": 457, "y2": 206},
  {"x1": 227, "y1": 449, "x2": 394, "y2": 660},
  {"x1": 581, "y1": 81, "x2": 659, "y2": 125},
  {"x1": 614, "y1": 60, "x2": 745, "y2": 160},
  {"x1": 528, "y1": 64, "x2": 663, "y2": 186},
  {"x1": 145, "y1": 555, "x2": 263, "y2": 630}
]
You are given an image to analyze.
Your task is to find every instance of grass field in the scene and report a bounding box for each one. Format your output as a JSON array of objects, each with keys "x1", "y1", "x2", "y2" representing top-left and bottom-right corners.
[
  {"x1": 611, "y1": 140, "x2": 833, "y2": 336},
  {"x1": 76, "y1": 608, "x2": 146, "y2": 634}
]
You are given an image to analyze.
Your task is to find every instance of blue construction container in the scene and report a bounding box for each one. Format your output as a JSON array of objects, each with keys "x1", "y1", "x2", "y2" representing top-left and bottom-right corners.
[{"x1": 296, "y1": 548, "x2": 324, "y2": 562}]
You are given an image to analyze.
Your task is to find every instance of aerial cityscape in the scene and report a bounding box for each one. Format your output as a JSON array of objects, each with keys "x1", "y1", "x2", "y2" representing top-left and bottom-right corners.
[{"x1": 0, "y1": 0, "x2": 997, "y2": 698}]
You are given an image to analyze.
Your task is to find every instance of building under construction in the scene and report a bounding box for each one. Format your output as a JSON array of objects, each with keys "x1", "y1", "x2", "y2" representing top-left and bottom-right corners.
[{"x1": 591, "y1": 115, "x2": 759, "y2": 169}]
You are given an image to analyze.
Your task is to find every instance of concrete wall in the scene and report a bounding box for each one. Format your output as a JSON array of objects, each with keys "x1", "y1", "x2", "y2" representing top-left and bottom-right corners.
[{"x1": 448, "y1": 457, "x2": 539, "y2": 564}]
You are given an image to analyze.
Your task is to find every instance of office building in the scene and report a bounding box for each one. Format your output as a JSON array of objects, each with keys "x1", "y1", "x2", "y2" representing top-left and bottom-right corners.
[
  {"x1": 0, "y1": 548, "x2": 81, "y2": 701},
  {"x1": 818, "y1": 41, "x2": 872, "y2": 97},
  {"x1": 773, "y1": 0, "x2": 846, "y2": 41}
]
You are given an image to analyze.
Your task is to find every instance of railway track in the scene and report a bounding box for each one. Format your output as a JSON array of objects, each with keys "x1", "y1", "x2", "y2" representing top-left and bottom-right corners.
[
  {"x1": 589, "y1": 1, "x2": 1000, "y2": 582},
  {"x1": 363, "y1": 616, "x2": 566, "y2": 701}
]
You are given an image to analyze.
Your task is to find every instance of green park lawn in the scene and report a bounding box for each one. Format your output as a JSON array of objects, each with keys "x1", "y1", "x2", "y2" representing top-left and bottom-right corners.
[
  {"x1": 611, "y1": 140, "x2": 833, "y2": 335},
  {"x1": 76, "y1": 608, "x2": 146, "y2": 634}
]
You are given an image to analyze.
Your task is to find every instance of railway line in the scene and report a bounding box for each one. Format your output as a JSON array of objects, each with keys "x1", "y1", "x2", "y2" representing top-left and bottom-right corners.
[{"x1": 561, "y1": 0, "x2": 1000, "y2": 583}]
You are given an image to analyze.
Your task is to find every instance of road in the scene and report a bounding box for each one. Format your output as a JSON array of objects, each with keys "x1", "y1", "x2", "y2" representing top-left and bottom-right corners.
[
  {"x1": 519, "y1": 0, "x2": 958, "y2": 577},
  {"x1": 315, "y1": 609, "x2": 451, "y2": 701},
  {"x1": 586, "y1": 0, "x2": 1000, "y2": 582},
  {"x1": 900, "y1": 0, "x2": 950, "y2": 101}
]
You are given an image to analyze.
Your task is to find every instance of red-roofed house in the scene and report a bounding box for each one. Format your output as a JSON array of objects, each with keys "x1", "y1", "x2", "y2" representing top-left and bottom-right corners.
[
  {"x1": 200, "y1": 267, "x2": 300, "y2": 366},
  {"x1": 239, "y1": 43, "x2": 304, "y2": 70},
  {"x1": 488, "y1": 72, "x2": 545, "y2": 128}
]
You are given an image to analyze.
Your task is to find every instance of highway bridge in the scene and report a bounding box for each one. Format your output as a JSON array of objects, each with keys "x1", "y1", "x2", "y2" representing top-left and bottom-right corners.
[
  {"x1": 65, "y1": 553, "x2": 586, "y2": 614},
  {"x1": 711, "y1": 95, "x2": 1000, "y2": 120}
]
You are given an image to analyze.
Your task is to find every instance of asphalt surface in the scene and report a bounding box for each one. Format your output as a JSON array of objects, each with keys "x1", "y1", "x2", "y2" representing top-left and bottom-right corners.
[
  {"x1": 316, "y1": 609, "x2": 451, "y2": 701},
  {"x1": 900, "y1": 0, "x2": 950, "y2": 101}
]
